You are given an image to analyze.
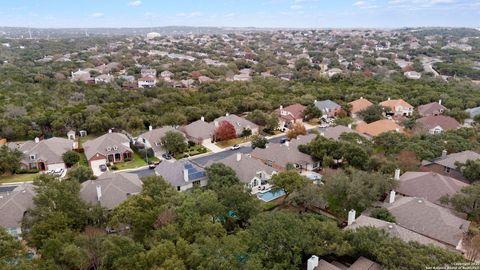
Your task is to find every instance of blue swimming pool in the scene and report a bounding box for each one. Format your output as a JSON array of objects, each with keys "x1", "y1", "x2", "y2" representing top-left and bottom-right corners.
[{"x1": 257, "y1": 189, "x2": 286, "y2": 202}]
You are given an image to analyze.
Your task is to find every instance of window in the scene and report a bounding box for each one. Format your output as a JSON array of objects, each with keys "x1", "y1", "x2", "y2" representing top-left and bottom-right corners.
[
  {"x1": 30, "y1": 155, "x2": 36, "y2": 160},
  {"x1": 115, "y1": 153, "x2": 121, "y2": 161},
  {"x1": 444, "y1": 166, "x2": 451, "y2": 173}
]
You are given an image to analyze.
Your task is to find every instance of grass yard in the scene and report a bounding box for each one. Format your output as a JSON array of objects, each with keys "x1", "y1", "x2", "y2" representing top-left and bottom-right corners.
[
  {"x1": 215, "y1": 137, "x2": 251, "y2": 148},
  {"x1": 0, "y1": 173, "x2": 39, "y2": 184},
  {"x1": 177, "y1": 145, "x2": 209, "y2": 159},
  {"x1": 114, "y1": 151, "x2": 148, "y2": 170}
]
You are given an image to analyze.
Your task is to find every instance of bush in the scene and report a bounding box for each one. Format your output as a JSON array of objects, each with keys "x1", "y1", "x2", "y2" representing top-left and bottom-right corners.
[
  {"x1": 371, "y1": 208, "x2": 396, "y2": 223},
  {"x1": 62, "y1": 151, "x2": 80, "y2": 167},
  {"x1": 16, "y1": 168, "x2": 40, "y2": 174}
]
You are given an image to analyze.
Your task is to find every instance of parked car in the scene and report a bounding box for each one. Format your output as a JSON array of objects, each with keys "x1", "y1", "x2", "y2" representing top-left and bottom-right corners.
[
  {"x1": 52, "y1": 168, "x2": 64, "y2": 176},
  {"x1": 231, "y1": 144, "x2": 240, "y2": 150},
  {"x1": 280, "y1": 138, "x2": 288, "y2": 144},
  {"x1": 99, "y1": 164, "x2": 107, "y2": 172},
  {"x1": 162, "y1": 153, "x2": 172, "y2": 160}
]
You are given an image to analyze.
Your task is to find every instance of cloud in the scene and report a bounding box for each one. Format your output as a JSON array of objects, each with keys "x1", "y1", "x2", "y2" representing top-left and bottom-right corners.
[
  {"x1": 290, "y1": 4, "x2": 303, "y2": 9},
  {"x1": 176, "y1": 11, "x2": 202, "y2": 18},
  {"x1": 353, "y1": 0, "x2": 378, "y2": 9},
  {"x1": 128, "y1": 1, "x2": 142, "y2": 7},
  {"x1": 91, "y1": 12, "x2": 104, "y2": 18}
]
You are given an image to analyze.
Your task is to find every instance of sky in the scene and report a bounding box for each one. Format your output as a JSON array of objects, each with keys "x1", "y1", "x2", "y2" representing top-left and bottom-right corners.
[{"x1": 0, "y1": 0, "x2": 479, "y2": 29}]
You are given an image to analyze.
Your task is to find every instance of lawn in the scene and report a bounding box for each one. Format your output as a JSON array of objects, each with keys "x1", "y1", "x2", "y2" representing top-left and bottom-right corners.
[
  {"x1": 177, "y1": 145, "x2": 209, "y2": 159},
  {"x1": 0, "y1": 173, "x2": 39, "y2": 184},
  {"x1": 114, "y1": 152, "x2": 148, "y2": 170},
  {"x1": 215, "y1": 137, "x2": 251, "y2": 148}
]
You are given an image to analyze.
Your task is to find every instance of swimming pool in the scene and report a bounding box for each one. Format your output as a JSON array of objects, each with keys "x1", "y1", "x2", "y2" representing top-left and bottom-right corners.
[{"x1": 257, "y1": 189, "x2": 286, "y2": 202}]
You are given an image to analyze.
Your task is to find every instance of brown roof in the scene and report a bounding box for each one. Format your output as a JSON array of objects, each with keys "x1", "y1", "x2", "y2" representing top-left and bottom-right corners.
[
  {"x1": 275, "y1": 103, "x2": 306, "y2": 120},
  {"x1": 355, "y1": 120, "x2": 404, "y2": 137},
  {"x1": 380, "y1": 99, "x2": 413, "y2": 110},
  {"x1": 398, "y1": 172, "x2": 468, "y2": 205},
  {"x1": 349, "y1": 98, "x2": 373, "y2": 114},
  {"x1": 415, "y1": 115, "x2": 460, "y2": 133},
  {"x1": 417, "y1": 102, "x2": 447, "y2": 117}
]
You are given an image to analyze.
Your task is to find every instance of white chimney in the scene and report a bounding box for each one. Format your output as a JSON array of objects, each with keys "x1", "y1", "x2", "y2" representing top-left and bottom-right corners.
[
  {"x1": 307, "y1": 255, "x2": 319, "y2": 270},
  {"x1": 395, "y1": 128, "x2": 400, "y2": 133},
  {"x1": 34, "y1": 137, "x2": 40, "y2": 143},
  {"x1": 314, "y1": 99, "x2": 317, "y2": 104},
  {"x1": 108, "y1": 129, "x2": 112, "y2": 133},
  {"x1": 200, "y1": 116, "x2": 205, "y2": 122},
  {"x1": 183, "y1": 168, "x2": 189, "y2": 182},
  {"x1": 320, "y1": 132, "x2": 325, "y2": 137},
  {"x1": 388, "y1": 97, "x2": 391, "y2": 100},
  {"x1": 360, "y1": 96, "x2": 364, "y2": 100},
  {"x1": 280, "y1": 105, "x2": 283, "y2": 110},
  {"x1": 394, "y1": 168, "x2": 401, "y2": 180},
  {"x1": 285, "y1": 141, "x2": 289, "y2": 147},
  {"x1": 438, "y1": 99, "x2": 442, "y2": 105},
  {"x1": 214, "y1": 121, "x2": 219, "y2": 127},
  {"x1": 389, "y1": 190, "x2": 396, "y2": 204},
  {"x1": 226, "y1": 112, "x2": 229, "y2": 116},
  {"x1": 442, "y1": 149, "x2": 447, "y2": 158},
  {"x1": 96, "y1": 185, "x2": 102, "y2": 201},
  {"x1": 149, "y1": 125, "x2": 153, "y2": 131},
  {"x1": 348, "y1": 123, "x2": 352, "y2": 129},
  {"x1": 236, "y1": 153, "x2": 242, "y2": 162},
  {"x1": 347, "y1": 209, "x2": 356, "y2": 226}
]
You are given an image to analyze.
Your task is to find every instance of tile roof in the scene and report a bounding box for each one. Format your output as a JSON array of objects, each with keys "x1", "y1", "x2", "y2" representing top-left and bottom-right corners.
[
  {"x1": 379, "y1": 99, "x2": 413, "y2": 110},
  {"x1": 349, "y1": 98, "x2": 373, "y2": 114},
  {"x1": 355, "y1": 120, "x2": 404, "y2": 137},
  {"x1": 0, "y1": 184, "x2": 35, "y2": 229}
]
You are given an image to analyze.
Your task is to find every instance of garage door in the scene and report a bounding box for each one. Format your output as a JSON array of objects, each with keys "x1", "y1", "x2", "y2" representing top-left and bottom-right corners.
[
  {"x1": 91, "y1": 159, "x2": 107, "y2": 176},
  {"x1": 47, "y1": 163, "x2": 66, "y2": 171}
]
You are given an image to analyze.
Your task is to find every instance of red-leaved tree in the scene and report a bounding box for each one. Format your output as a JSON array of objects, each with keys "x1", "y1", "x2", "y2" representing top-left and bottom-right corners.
[{"x1": 215, "y1": 121, "x2": 237, "y2": 141}]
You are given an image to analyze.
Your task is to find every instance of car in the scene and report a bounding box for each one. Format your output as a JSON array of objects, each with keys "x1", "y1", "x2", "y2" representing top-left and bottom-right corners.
[
  {"x1": 162, "y1": 153, "x2": 172, "y2": 160},
  {"x1": 99, "y1": 164, "x2": 107, "y2": 172},
  {"x1": 148, "y1": 163, "x2": 156, "y2": 169},
  {"x1": 230, "y1": 144, "x2": 240, "y2": 150},
  {"x1": 52, "y1": 168, "x2": 64, "y2": 176},
  {"x1": 280, "y1": 138, "x2": 288, "y2": 144}
]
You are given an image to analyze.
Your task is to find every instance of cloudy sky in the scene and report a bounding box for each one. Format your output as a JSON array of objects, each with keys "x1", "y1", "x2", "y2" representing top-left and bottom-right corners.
[{"x1": 0, "y1": 0, "x2": 479, "y2": 28}]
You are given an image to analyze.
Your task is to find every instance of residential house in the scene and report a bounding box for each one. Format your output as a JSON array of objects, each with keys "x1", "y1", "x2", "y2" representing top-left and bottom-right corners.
[
  {"x1": 137, "y1": 126, "x2": 185, "y2": 157},
  {"x1": 418, "y1": 100, "x2": 446, "y2": 117},
  {"x1": 205, "y1": 153, "x2": 277, "y2": 191},
  {"x1": 181, "y1": 117, "x2": 215, "y2": 145},
  {"x1": 345, "y1": 214, "x2": 448, "y2": 249},
  {"x1": 275, "y1": 104, "x2": 306, "y2": 128},
  {"x1": 11, "y1": 137, "x2": 74, "y2": 171},
  {"x1": 466, "y1": 106, "x2": 480, "y2": 121},
  {"x1": 415, "y1": 115, "x2": 460, "y2": 134},
  {"x1": 141, "y1": 68, "x2": 157, "y2": 78},
  {"x1": 214, "y1": 114, "x2": 259, "y2": 137},
  {"x1": 314, "y1": 99, "x2": 342, "y2": 118},
  {"x1": 155, "y1": 160, "x2": 208, "y2": 191},
  {"x1": 404, "y1": 71, "x2": 421, "y2": 80},
  {"x1": 421, "y1": 150, "x2": 480, "y2": 182},
  {"x1": 95, "y1": 74, "x2": 115, "y2": 84},
  {"x1": 83, "y1": 131, "x2": 133, "y2": 174},
  {"x1": 138, "y1": 75, "x2": 157, "y2": 88},
  {"x1": 319, "y1": 125, "x2": 371, "y2": 141},
  {"x1": 396, "y1": 171, "x2": 468, "y2": 205},
  {"x1": 356, "y1": 119, "x2": 404, "y2": 137},
  {"x1": 380, "y1": 98, "x2": 414, "y2": 117},
  {"x1": 326, "y1": 68, "x2": 343, "y2": 78},
  {"x1": 160, "y1": 70, "x2": 174, "y2": 81},
  {"x1": 251, "y1": 140, "x2": 319, "y2": 171},
  {"x1": 0, "y1": 184, "x2": 35, "y2": 237},
  {"x1": 348, "y1": 97, "x2": 373, "y2": 118},
  {"x1": 71, "y1": 69, "x2": 92, "y2": 83},
  {"x1": 80, "y1": 172, "x2": 142, "y2": 210},
  {"x1": 307, "y1": 255, "x2": 383, "y2": 270},
  {"x1": 384, "y1": 196, "x2": 470, "y2": 250}
]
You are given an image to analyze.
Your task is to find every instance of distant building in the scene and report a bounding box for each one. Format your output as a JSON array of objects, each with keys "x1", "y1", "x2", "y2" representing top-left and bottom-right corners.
[
  {"x1": 380, "y1": 98, "x2": 414, "y2": 117},
  {"x1": 418, "y1": 100, "x2": 446, "y2": 117}
]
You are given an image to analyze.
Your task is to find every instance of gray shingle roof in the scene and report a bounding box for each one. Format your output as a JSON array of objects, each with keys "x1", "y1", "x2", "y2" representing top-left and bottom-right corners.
[
  {"x1": 155, "y1": 160, "x2": 206, "y2": 188},
  {"x1": 80, "y1": 172, "x2": 142, "y2": 210},
  {"x1": 251, "y1": 141, "x2": 315, "y2": 168},
  {"x1": 214, "y1": 114, "x2": 258, "y2": 135},
  {"x1": 314, "y1": 99, "x2": 341, "y2": 111},
  {"x1": 417, "y1": 102, "x2": 447, "y2": 117},
  {"x1": 181, "y1": 119, "x2": 215, "y2": 141},
  {"x1": 83, "y1": 133, "x2": 131, "y2": 161},
  {"x1": 466, "y1": 106, "x2": 480, "y2": 118},
  {"x1": 385, "y1": 196, "x2": 470, "y2": 247},
  {"x1": 425, "y1": 150, "x2": 480, "y2": 169},
  {"x1": 319, "y1": 125, "x2": 370, "y2": 141},
  {"x1": 0, "y1": 184, "x2": 35, "y2": 229},
  {"x1": 138, "y1": 127, "x2": 183, "y2": 153},
  {"x1": 16, "y1": 137, "x2": 73, "y2": 165}
]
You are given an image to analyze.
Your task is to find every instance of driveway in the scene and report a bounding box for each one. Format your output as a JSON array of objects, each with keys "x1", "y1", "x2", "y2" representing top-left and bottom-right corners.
[
  {"x1": 201, "y1": 141, "x2": 224, "y2": 153},
  {"x1": 91, "y1": 159, "x2": 107, "y2": 176}
]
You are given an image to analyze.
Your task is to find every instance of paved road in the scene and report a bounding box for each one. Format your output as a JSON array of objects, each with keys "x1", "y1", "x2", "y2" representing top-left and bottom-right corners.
[{"x1": 0, "y1": 185, "x2": 18, "y2": 193}]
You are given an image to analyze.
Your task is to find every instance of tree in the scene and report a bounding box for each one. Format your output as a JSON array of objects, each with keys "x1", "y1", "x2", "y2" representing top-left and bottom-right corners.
[
  {"x1": 441, "y1": 183, "x2": 480, "y2": 222},
  {"x1": 251, "y1": 135, "x2": 268, "y2": 149},
  {"x1": 304, "y1": 105, "x2": 322, "y2": 120},
  {"x1": 66, "y1": 165, "x2": 95, "y2": 183},
  {"x1": 205, "y1": 163, "x2": 240, "y2": 191},
  {"x1": 370, "y1": 208, "x2": 396, "y2": 223},
  {"x1": 0, "y1": 145, "x2": 22, "y2": 174},
  {"x1": 161, "y1": 131, "x2": 188, "y2": 156},
  {"x1": 271, "y1": 171, "x2": 308, "y2": 200},
  {"x1": 0, "y1": 228, "x2": 25, "y2": 262},
  {"x1": 264, "y1": 115, "x2": 280, "y2": 133},
  {"x1": 286, "y1": 123, "x2": 307, "y2": 140},
  {"x1": 241, "y1": 128, "x2": 252, "y2": 137},
  {"x1": 358, "y1": 104, "x2": 385, "y2": 124},
  {"x1": 61, "y1": 151, "x2": 80, "y2": 168},
  {"x1": 460, "y1": 159, "x2": 480, "y2": 182},
  {"x1": 287, "y1": 183, "x2": 325, "y2": 213},
  {"x1": 214, "y1": 121, "x2": 236, "y2": 141}
]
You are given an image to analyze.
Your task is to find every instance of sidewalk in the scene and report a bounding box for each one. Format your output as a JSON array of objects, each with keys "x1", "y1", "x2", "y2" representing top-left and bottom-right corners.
[{"x1": 202, "y1": 141, "x2": 224, "y2": 153}]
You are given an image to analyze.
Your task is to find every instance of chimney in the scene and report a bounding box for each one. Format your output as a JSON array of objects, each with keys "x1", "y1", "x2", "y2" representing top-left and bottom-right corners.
[
  {"x1": 200, "y1": 116, "x2": 205, "y2": 122},
  {"x1": 394, "y1": 168, "x2": 401, "y2": 180},
  {"x1": 347, "y1": 123, "x2": 352, "y2": 129},
  {"x1": 236, "y1": 153, "x2": 242, "y2": 162},
  {"x1": 438, "y1": 99, "x2": 442, "y2": 105},
  {"x1": 108, "y1": 129, "x2": 112, "y2": 133},
  {"x1": 285, "y1": 141, "x2": 289, "y2": 147},
  {"x1": 442, "y1": 149, "x2": 447, "y2": 158},
  {"x1": 389, "y1": 190, "x2": 396, "y2": 204},
  {"x1": 226, "y1": 112, "x2": 229, "y2": 117},
  {"x1": 96, "y1": 185, "x2": 102, "y2": 201},
  {"x1": 280, "y1": 105, "x2": 283, "y2": 110},
  {"x1": 307, "y1": 256, "x2": 319, "y2": 270},
  {"x1": 388, "y1": 97, "x2": 391, "y2": 100},
  {"x1": 214, "y1": 121, "x2": 219, "y2": 127},
  {"x1": 360, "y1": 96, "x2": 364, "y2": 100},
  {"x1": 314, "y1": 99, "x2": 317, "y2": 104},
  {"x1": 183, "y1": 168, "x2": 189, "y2": 182},
  {"x1": 149, "y1": 125, "x2": 153, "y2": 131},
  {"x1": 320, "y1": 132, "x2": 325, "y2": 137},
  {"x1": 347, "y1": 209, "x2": 356, "y2": 226},
  {"x1": 395, "y1": 128, "x2": 400, "y2": 133},
  {"x1": 34, "y1": 137, "x2": 40, "y2": 143}
]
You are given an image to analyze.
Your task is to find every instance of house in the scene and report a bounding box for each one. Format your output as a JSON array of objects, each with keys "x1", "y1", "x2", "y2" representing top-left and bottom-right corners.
[
  {"x1": 415, "y1": 115, "x2": 460, "y2": 134},
  {"x1": 466, "y1": 106, "x2": 480, "y2": 120},
  {"x1": 326, "y1": 68, "x2": 343, "y2": 78},
  {"x1": 274, "y1": 104, "x2": 306, "y2": 128},
  {"x1": 345, "y1": 214, "x2": 448, "y2": 249},
  {"x1": 141, "y1": 68, "x2": 157, "y2": 78},
  {"x1": 137, "y1": 126, "x2": 185, "y2": 157},
  {"x1": 380, "y1": 98, "x2": 414, "y2": 117},
  {"x1": 138, "y1": 75, "x2": 157, "y2": 88},
  {"x1": 233, "y1": 73, "x2": 251, "y2": 81},
  {"x1": 160, "y1": 70, "x2": 174, "y2": 81},
  {"x1": 421, "y1": 150, "x2": 480, "y2": 182},
  {"x1": 155, "y1": 160, "x2": 208, "y2": 191},
  {"x1": 214, "y1": 114, "x2": 259, "y2": 137},
  {"x1": 71, "y1": 69, "x2": 92, "y2": 83},
  {"x1": 319, "y1": 125, "x2": 371, "y2": 141},
  {"x1": 251, "y1": 140, "x2": 319, "y2": 171},
  {"x1": 396, "y1": 171, "x2": 468, "y2": 205},
  {"x1": 205, "y1": 153, "x2": 277, "y2": 191},
  {"x1": 384, "y1": 196, "x2": 470, "y2": 250},
  {"x1": 307, "y1": 255, "x2": 383, "y2": 270},
  {"x1": 80, "y1": 172, "x2": 142, "y2": 210},
  {"x1": 348, "y1": 97, "x2": 373, "y2": 118},
  {"x1": 417, "y1": 100, "x2": 446, "y2": 117},
  {"x1": 314, "y1": 99, "x2": 342, "y2": 118},
  {"x1": 95, "y1": 74, "x2": 115, "y2": 84},
  {"x1": 181, "y1": 117, "x2": 215, "y2": 145},
  {"x1": 11, "y1": 137, "x2": 74, "y2": 171},
  {"x1": 356, "y1": 120, "x2": 404, "y2": 137},
  {"x1": 83, "y1": 131, "x2": 133, "y2": 175},
  {"x1": 404, "y1": 71, "x2": 421, "y2": 80},
  {"x1": 0, "y1": 184, "x2": 35, "y2": 237}
]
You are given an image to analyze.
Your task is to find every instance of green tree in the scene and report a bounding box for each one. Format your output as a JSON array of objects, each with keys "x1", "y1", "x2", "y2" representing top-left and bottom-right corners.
[
  {"x1": 0, "y1": 228, "x2": 25, "y2": 262},
  {"x1": 205, "y1": 163, "x2": 240, "y2": 191},
  {"x1": 62, "y1": 151, "x2": 81, "y2": 167},
  {"x1": 0, "y1": 145, "x2": 22, "y2": 174},
  {"x1": 460, "y1": 159, "x2": 480, "y2": 182},
  {"x1": 161, "y1": 131, "x2": 188, "y2": 156},
  {"x1": 271, "y1": 171, "x2": 308, "y2": 200},
  {"x1": 358, "y1": 104, "x2": 385, "y2": 124},
  {"x1": 66, "y1": 166, "x2": 95, "y2": 183},
  {"x1": 251, "y1": 135, "x2": 268, "y2": 149},
  {"x1": 370, "y1": 208, "x2": 396, "y2": 223},
  {"x1": 441, "y1": 183, "x2": 480, "y2": 222}
]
